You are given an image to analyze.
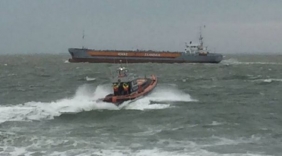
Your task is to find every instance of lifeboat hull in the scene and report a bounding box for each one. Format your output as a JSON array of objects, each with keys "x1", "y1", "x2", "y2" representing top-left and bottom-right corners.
[{"x1": 102, "y1": 75, "x2": 157, "y2": 106}]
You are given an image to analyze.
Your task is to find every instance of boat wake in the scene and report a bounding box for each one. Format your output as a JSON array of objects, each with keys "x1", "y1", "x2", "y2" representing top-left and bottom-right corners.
[
  {"x1": 0, "y1": 84, "x2": 195, "y2": 123},
  {"x1": 120, "y1": 86, "x2": 197, "y2": 110}
]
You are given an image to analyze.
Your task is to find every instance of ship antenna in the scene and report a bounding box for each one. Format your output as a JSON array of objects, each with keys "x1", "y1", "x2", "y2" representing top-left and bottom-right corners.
[
  {"x1": 126, "y1": 58, "x2": 129, "y2": 69},
  {"x1": 199, "y1": 26, "x2": 203, "y2": 47},
  {"x1": 199, "y1": 25, "x2": 206, "y2": 50},
  {"x1": 82, "y1": 29, "x2": 85, "y2": 49},
  {"x1": 119, "y1": 60, "x2": 123, "y2": 69},
  {"x1": 107, "y1": 67, "x2": 113, "y2": 80}
]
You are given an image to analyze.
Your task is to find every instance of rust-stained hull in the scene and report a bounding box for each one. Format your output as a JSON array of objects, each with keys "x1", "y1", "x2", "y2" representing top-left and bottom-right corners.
[
  {"x1": 87, "y1": 50, "x2": 182, "y2": 58},
  {"x1": 69, "y1": 58, "x2": 220, "y2": 63},
  {"x1": 68, "y1": 48, "x2": 223, "y2": 64}
]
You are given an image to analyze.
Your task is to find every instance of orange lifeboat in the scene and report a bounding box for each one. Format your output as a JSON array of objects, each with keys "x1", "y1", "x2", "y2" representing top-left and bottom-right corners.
[{"x1": 101, "y1": 65, "x2": 158, "y2": 106}]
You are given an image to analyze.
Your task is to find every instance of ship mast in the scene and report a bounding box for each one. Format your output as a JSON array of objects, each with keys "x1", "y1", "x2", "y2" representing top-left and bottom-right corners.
[
  {"x1": 117, "y1": 60, "x2": 128, "y2": 76},
  {"x1": 199, "y1": 26, "x2": 204, "y2": 50},
  {"x1": 82, "y1": 29, "x2": 85, "y2": 49}
]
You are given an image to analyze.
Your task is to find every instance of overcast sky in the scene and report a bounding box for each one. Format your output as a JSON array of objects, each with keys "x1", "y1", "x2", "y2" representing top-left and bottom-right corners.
[{"x1": 0, "y1": 0, "x2": 282, "y2": 54}]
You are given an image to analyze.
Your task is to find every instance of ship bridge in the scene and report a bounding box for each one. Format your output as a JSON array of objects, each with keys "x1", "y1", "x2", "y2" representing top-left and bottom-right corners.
[{"x1": 185, "y1": 42, "x2": 201, "y2": 54}]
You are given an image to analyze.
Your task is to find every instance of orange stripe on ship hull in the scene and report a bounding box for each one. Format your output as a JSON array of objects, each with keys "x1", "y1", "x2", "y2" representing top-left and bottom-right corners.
[{"x1": 87, "y1": 50, "x2": 181, "y2": 58}]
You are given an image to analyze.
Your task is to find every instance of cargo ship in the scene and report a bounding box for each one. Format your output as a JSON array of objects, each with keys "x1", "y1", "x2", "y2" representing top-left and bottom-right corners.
[{"x1": 68, "y1": 32, "x2": 223, "y2": 64}]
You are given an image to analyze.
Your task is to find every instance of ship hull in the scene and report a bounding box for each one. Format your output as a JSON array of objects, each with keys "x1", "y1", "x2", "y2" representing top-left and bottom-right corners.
[
  {"x1": 68, "y1": 58, "x2": 221, "y2": 63},
  {"x1": 68, "y1": 48, "x2": 223, "y2": 64}
]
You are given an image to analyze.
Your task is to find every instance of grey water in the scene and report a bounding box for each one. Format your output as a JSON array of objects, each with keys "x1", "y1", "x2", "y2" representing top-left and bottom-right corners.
[{"x1": 0, "y1": 54, "x2": 282, "y2": 156}]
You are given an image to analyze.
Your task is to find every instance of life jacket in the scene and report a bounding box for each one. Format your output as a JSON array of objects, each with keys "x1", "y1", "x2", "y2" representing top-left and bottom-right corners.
[
  {"x1": 113, "y1": 83, "x2": 119, "y2": 91},
  {"x1": 123, "y1": 83, "x2": 129, "y2": 91}
]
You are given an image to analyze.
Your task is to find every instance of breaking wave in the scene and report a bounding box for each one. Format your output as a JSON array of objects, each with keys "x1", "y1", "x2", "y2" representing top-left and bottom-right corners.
[
  {"x1": 251, "y1": 78, "x2": 282, "y2": 83},
  {"x1": 85, "y1": 76, "x2": 96, "y2": 81},
  {"x1": 0, "y1": 84, "x2": 195, "y2": 123},
  {"x1": 260, "y1": 78, "x2": 282, "y2": 83},
  {"x1": 0, "y1": 132, "x2": 268, "y2": 156},
  {"x1": 221, "y1": 58, "x2": 282, "y2": 66}
]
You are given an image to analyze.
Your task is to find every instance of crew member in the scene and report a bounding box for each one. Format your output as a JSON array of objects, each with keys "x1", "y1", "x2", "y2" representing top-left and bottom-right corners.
[
  {"x1": 123, "y1": 83, "x2": 129, "y2": 95},
  {"x1": 113, "y1": 83, "x2": 119, "y2": 95}
]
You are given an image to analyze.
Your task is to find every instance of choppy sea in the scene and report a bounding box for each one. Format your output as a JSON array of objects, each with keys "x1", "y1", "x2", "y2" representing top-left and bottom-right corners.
[{"x1": 0, "y1": 54, "x2": 282, "y2": 156}]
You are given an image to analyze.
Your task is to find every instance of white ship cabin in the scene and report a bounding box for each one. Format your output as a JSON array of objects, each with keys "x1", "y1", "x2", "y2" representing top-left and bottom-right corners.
[
  {"x1": 184, "y1": 41, "x2": 209, "y2": 55},
  {"x1": 185, "y1": 41, "x2": 199, "y2": 53}
]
